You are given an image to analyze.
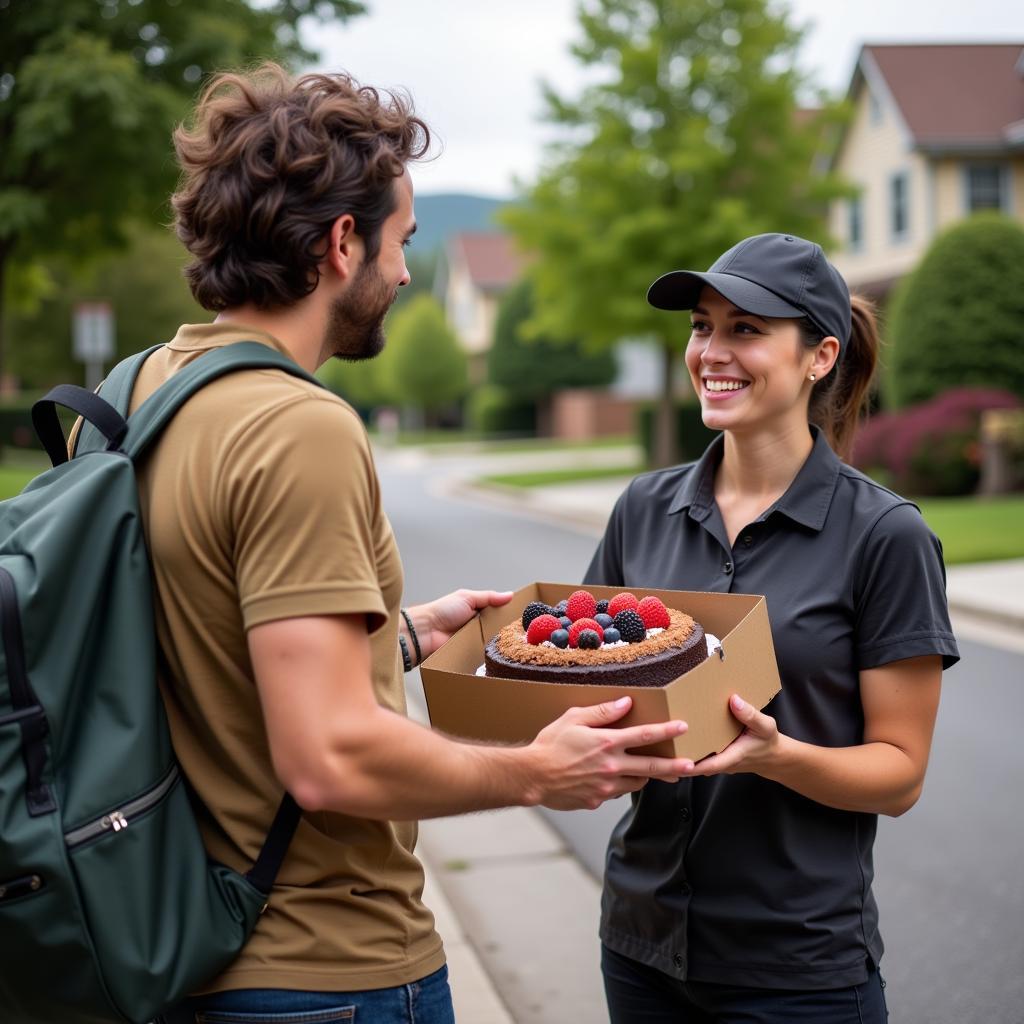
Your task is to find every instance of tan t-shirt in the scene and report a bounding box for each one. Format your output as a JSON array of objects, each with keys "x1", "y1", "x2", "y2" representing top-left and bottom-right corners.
[{"x1": 124, "y1": 323, "x2": 443, "y2": 992}]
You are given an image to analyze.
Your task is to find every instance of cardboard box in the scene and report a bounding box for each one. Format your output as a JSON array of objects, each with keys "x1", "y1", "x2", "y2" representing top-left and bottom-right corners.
[{"x1": 419, "y1": 582, "x2": 781, "y2": 760}]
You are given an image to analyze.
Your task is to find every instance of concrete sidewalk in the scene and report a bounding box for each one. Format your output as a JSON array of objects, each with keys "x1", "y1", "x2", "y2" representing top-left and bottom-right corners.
[{"x1": 408, "y1": 458, "x2": 1024, "y2": 1023}]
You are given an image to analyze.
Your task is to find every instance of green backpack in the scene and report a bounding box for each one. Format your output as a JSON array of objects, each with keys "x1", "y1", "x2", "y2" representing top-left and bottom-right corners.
[{"x1": 0, "y1": 342, "x2": 322, "y2": 1023}]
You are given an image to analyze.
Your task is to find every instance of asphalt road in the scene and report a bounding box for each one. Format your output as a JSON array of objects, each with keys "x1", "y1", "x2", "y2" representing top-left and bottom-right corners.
[{"x1": 379, "y1": 445, "x2": 1024, "y2": 1024}]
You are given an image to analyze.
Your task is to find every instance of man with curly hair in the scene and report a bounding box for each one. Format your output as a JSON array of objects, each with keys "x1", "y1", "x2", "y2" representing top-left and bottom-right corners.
[{"x1": 140, "y1": 65, "x2": 692, "y2": 1023}]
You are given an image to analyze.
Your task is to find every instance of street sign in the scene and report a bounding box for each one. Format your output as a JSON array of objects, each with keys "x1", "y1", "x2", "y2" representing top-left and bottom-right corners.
[{"x1": 73, "y1": 302, "x2": 115, "y2": 363}]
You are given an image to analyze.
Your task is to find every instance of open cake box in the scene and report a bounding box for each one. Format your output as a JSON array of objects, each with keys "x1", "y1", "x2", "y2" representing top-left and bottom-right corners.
[{"x1": 419, "y1": 581, "x2": 781, "y2": 760}]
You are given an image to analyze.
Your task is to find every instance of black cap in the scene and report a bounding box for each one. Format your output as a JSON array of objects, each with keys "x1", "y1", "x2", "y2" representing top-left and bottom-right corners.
[{"x1": 647, "y1": 233, "x2": 852, "y2": 351}]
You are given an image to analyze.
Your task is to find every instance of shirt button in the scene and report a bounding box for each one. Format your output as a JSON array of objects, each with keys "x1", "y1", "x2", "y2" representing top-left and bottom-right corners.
[
  {"x1": 680, "y1": 807, "x2": 691, "y2": 822},
  {"x1": 673, "y1": 953, "x2": 684, "y2": 969},
  {"x1": 742, "y1": 535, "x2": 753, "y2": 546},
  {"x1": 723, "y1": 562, "x2": 733, "y2": 574}
]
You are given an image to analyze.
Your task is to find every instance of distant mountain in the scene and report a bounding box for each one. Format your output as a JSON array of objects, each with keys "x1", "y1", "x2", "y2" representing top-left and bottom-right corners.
[{"x1": 411, "y1": 193, "x2": 510, "y2": 253}]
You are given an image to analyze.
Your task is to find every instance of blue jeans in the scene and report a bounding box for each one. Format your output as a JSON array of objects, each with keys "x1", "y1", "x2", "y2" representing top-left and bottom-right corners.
[
  {"x1": 158, "y1": 964, "x2": 454, "y2": 1024},
  {"x1": 602, "y1": 946, "x2": 888, "y2": 1024}
]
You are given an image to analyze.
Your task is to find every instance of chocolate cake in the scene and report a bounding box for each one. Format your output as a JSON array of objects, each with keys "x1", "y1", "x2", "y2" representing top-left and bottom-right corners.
[{"x1": 484, "y1": 605, "x2": 709, "y2": 688}]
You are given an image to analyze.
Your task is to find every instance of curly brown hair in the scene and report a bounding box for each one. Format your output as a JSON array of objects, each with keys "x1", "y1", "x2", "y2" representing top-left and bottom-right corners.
[{"x1": 171, "y1": 63, "x2": 431, "y2": 311}]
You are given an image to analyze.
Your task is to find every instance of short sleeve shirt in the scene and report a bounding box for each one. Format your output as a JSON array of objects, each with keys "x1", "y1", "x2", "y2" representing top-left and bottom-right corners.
[
  {"x1": 126, "y1": 324, "x2": 444, "y2": 993},
  {"x1": 585, "y1": 427, "x2": 959, "y2": 991}
]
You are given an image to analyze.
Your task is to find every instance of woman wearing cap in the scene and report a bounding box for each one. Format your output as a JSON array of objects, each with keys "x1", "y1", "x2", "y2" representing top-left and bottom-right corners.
[{"x1": 584, "y1": 233, "x2": 959, "y2": 1023}]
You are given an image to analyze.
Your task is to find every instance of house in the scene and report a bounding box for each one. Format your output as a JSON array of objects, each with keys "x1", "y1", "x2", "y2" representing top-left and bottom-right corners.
[
  {"x1": 433, "y1": 231, "x2": 523, "y2": 373},
  {"x1": 828, "y1": 43, "x2": 1024, "y2": 299}
]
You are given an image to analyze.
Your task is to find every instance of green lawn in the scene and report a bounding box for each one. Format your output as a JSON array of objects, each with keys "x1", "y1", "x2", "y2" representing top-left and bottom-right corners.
[
  {"x1": 0, "y1": 464, "x2": 43, "y2": 497},
  {"x1": 916, "y1": 495, "x2": 1024, "y2": 565},
  {"x1": 481, "y1": 464, "x2": 642, "y2": 489}
]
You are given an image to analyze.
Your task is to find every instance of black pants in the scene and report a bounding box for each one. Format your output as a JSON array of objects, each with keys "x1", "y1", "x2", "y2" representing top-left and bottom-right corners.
[{"x1": 602, "y1": 946, "x2": 889, "y2": 1024}]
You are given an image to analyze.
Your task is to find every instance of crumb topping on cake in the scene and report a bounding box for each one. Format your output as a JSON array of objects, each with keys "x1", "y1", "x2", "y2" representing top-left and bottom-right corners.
[{"x1": 495, "y1": 608, "x2": 697, "y2": 667}]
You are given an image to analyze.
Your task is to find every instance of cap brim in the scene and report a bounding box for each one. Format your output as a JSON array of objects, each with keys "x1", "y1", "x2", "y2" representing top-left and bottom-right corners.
[{"x1": 647, "y1": 271, "x2": 805, "y2": 319}]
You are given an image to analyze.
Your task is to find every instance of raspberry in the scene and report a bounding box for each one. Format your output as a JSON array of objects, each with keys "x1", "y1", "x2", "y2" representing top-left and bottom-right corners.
[
  {"x1": 568, "y1": 617, "x2": 604, "y2": 647},
  {"x1": 612, "y1": 609, "x2": 646, "y2": 643},
  {"x1": 607, "y1": 592, "x2": 639, "y2": 618},
  {"x1": 526, "y1": 614, "x2": 562, "y2": 645},
  {"x1": 577, "y1": 629, "x2": 601, "y2": 650},
  {"x1": 637, "y1": 596, "x2": 670, "y2": 630},
  {"x1": 566, "y1": 590, "x2": 597, "y2": 622},
  {"x1": 522, "y1": 601, "x2": 552, "y2": 631}
]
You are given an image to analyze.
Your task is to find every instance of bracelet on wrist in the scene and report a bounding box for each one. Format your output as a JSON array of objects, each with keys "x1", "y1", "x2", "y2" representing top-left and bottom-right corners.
[
  {"x1": 400, "y1": 607, "x2": 422, "y2": 667},
  {"x1": 398, "y1": 633, "x2": 413, "y2": 673}
]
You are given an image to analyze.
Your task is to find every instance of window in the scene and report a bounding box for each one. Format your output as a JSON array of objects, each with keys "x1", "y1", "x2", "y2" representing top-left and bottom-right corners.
[
  {"x1": 965, "y1": 164, "x2": 1007, "y2": 212},
  {"x1": 890, "y1": 172, "x2": 909, "y2": 240},
  {"x1": 848, "y1": 195, "x2": 864, "y2": 251}
]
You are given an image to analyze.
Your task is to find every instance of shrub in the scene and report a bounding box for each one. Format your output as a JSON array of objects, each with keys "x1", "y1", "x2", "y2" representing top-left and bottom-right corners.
[
  {"x1": 466, "y1": 385, "x2": 536, "y2": 436},
  {"x1": 637, "y1": 403, "x2": 720, "y2": 466},
  {"x1": 887, "y1": 214, "x2": 1024, "y2": 407},
  {"x1": 851, "y1": 387, "x2": 1021, "y2": 496}
]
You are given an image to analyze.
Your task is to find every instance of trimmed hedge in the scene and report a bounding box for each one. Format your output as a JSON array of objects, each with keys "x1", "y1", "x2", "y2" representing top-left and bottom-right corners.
[{"x1": 637, "y1": 403, "x2": 720, "y2": 466}]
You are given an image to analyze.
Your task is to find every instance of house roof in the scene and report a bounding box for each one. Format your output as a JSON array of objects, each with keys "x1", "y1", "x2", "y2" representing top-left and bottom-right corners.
[
  {"x1": 451, "y1": 232, "x2": 524, "y2": 291},
  {"x1": 860, "y1": 43, "x2": 1024, "y2": 151}
]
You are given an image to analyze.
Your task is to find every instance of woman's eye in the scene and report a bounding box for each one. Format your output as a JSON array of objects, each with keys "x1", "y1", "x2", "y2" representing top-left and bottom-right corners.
[
  {"x1": 734, "y1": 322, "x2": 760, "y2": 334},
  {"x1": 690, "y1": 320, "x2": 709, "y2": 333}
]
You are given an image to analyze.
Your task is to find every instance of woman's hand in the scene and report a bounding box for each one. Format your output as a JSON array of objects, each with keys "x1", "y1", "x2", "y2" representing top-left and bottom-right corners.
[
  {"x1": 681, "y1": 694, "x2": 783, "y2": 777},
  {"x1": 405, "y1": 589, "x2": 515, "y2": 662}
]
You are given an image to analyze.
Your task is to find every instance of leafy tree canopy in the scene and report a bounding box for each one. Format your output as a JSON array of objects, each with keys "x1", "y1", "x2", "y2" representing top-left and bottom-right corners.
[
  {"x1": 0, "y1": 0, "x2": 364, "y2": 379},
  {"x1": 387, "y1": 294, "x2": 468, "y2": 412},
  {"x1": 888, "y1": 213, "x2": 1024, "y2": 407},
  {"x1": 502, "y1": 0, "x2": 849, "y2": 461},
  {"x1": 488, "y1": 278, "x2": 616, "y2": 401}
]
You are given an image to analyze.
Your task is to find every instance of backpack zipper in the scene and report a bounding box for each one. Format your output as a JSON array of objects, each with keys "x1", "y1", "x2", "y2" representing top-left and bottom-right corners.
[{"x1": 64, "y1": 765, "x2": 180, "y2": 849}]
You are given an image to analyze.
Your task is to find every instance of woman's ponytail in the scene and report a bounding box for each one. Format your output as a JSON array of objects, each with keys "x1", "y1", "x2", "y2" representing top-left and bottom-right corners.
[{"x1": 807, "y1": 294, "x2": 881, "y2": 460}]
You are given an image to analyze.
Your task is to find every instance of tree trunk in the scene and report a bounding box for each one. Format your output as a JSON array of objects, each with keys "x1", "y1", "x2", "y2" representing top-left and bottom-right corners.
[
  {"x1": 0, "y1": 245, "x2": 8, "y2": 395},
  {"x1": 652, "y1": 339, "x2": 679, "y2": 468}
]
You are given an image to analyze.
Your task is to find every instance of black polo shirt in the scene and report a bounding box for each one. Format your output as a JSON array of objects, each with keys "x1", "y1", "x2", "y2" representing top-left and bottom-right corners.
[{"x1": 584, "y1": 427, "x2": 959, "y2": 991}]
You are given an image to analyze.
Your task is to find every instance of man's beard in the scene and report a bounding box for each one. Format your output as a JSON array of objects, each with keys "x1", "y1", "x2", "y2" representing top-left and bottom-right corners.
[{"x1": 326, "y1": 257, "x2": 397, "y2": 362}]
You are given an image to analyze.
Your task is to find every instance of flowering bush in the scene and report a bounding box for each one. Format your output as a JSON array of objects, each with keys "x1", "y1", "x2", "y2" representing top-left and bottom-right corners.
[{"x1": 851, "y1": 388, "x2": 1021, "y2": 496}]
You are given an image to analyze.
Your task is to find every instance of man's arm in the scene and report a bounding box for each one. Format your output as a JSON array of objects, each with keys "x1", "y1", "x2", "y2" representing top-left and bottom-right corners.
[{"x1": 248, "y1": 613, "x2": 692, "y2": 819}]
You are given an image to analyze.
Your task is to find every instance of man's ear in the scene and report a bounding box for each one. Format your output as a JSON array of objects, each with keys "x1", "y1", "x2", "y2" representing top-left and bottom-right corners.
[{"x1": 324, "y1": 213, "x2": 360, "y2": 282}]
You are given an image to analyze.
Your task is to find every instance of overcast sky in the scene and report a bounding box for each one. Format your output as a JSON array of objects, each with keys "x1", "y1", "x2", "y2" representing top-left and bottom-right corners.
[{"x1": 306, "y1": 0, "x2": 1023, "y2": 197}]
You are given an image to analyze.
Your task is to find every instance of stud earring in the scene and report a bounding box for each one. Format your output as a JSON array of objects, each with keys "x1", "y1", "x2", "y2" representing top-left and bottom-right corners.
[{"x1": 808, "y1": 373, "x2": 816, "y2": 382}]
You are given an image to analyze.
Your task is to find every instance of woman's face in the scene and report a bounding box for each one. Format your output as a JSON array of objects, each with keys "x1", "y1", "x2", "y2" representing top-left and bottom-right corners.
[{"x1": 683, "y1": 285, "x2": 815, "y2": 437}]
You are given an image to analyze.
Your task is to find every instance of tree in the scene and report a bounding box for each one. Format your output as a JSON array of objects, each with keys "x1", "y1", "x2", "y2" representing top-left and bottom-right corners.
[
  {"x1": 387, "y1": 295, "x2": 468, "y2": 424},
  {"x1": 0, "y1": 0, "x2": 365, "y2": 386},
  {"x1": 502, "y1": 0, "x2": 849, "y2": 465},
  {"x1": 489, "y1": 278, "x2": 616, "y2": 434},
  {"x1": 887, "y1": 214, "x2": 1024, "y2": 408}
]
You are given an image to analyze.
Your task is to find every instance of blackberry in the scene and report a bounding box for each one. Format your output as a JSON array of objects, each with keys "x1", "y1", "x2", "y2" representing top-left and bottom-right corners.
[
  {"x1": 613, "y1": 609, "x2": 647, "y2": 643},
  {"x1": 595, "y1": 599, "x2": 609, "y2": 615},
  {"x1": 550, "y1": 628, "x2": 570, "y2": 648},
  {"x1": 602, "y1": 626, "x2": 621, "y2": 645},
  {"x1": 594, "y1": 613, "x2": 613, "y2": 629},
  {"x1": 522, "y1": 601, "x2": 552, "y2": 631},
  {"x1": 554, "y1": 600, "x2": 569, "y2": 616},
  {"x1": 577, "y1": 629, "x2": 601, "y2": 650}
]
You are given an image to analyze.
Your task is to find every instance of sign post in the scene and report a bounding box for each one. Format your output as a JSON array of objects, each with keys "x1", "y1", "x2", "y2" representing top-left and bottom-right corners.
[{"x1": 72, "y1": 302, "x2": 115, "y2": 391}]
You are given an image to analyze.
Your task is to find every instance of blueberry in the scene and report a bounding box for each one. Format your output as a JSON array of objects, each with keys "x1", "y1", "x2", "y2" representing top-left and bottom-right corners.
[
  {"x1": 602, "y1": 627, "x2": 621, "y2": 644},
  {"x1": 554, "y1": 600, "x2": 569, "y2": 615},
  {"x1": 594, "y1": 613, "x2": 613, "y2": 629},
  {"x1": 550, "y1": 629, "x2": 570, "y2": 648},
  {"x1": 577, "y1": 629, "x2": 601, "y2": 650},
  {"x1": 559, "y1": 616, "x2": 572, "y2": 628}
]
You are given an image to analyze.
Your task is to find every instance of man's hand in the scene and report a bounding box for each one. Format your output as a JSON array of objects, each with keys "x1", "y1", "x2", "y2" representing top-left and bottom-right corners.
[
  {"x1": 407, "y1": 589, "x2": 515, "y2": 661},
  {"x1": 523, "y1": 696, "x2": 693, "y2": 811}
]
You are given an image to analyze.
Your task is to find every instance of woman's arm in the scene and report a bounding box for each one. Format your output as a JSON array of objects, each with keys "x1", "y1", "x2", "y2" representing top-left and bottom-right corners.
[{"x1": 680, "y1": 654, "x2": 942, "y2": 817}]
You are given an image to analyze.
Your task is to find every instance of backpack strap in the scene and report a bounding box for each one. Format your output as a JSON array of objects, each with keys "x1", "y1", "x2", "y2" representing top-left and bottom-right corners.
[
  {"x1": 122, "y1": 342, "x2": 323, "y2": 461},
  {"x1": 72, "y1": 344, "x2": 165, "y2": 459}
]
